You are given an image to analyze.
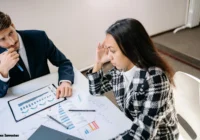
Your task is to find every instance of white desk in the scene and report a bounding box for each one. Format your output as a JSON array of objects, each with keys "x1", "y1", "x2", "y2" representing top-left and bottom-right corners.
[{"x1": 0, "y1": 68, "x2": 132, "y2": 140}]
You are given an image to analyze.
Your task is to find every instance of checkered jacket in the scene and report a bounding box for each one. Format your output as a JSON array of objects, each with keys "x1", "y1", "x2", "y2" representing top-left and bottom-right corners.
[{"x1": 87, "y1": 66, "x2": 179, "y2": 140}]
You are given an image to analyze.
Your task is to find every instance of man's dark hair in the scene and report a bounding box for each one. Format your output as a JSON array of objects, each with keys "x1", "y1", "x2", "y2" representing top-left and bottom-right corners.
[{"x1": 0, "y1": 11, "x2": 12, "y2": 31}]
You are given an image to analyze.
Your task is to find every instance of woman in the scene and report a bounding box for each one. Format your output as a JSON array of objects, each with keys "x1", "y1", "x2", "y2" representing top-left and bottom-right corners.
[{"x1": 87, "y1": 19, "x2": 179, "y2": 140}]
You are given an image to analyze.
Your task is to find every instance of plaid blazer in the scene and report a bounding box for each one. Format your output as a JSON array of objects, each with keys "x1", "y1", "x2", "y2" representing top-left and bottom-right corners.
[{"x1": 87, "y1": 66, "x2": 179, "y2": 140}]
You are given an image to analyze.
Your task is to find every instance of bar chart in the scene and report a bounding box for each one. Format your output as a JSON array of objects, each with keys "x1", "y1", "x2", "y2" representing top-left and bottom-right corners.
[
  {"x1": 84, "y1": 121, "x2": 99, "y2": 135},
  {"x1": 8, "y1": 84, "x2": 65, "y2": 122},
  {"x1": 58, "y1": 104, "x2": 75, "y2": 130}
]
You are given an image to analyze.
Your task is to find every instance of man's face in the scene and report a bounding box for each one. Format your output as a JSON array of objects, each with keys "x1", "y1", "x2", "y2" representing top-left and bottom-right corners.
[{"x1": 0, "y1": 24, "x2": 19, "y2": 51}]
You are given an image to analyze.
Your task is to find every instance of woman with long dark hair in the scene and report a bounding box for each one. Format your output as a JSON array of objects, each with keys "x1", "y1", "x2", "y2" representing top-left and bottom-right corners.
[{"x1": 87, "y1": 19, "x2": 179, "y2": 139}]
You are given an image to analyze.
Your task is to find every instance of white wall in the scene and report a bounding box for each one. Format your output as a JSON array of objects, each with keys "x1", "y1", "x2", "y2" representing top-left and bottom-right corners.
[{"x1": 0, "y1": 0, "x2": 188, "y2": 71}]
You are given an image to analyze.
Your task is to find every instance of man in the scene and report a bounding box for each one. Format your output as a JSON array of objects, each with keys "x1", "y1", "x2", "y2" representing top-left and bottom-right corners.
[{"x1": 0, "y1": 11, "x2": 74, "y2": 98}]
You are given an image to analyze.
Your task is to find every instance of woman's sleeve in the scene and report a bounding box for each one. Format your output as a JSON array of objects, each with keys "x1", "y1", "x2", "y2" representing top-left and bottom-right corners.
[{"x1": 86, "y1": 68, "x2": 113, "y2": 95}]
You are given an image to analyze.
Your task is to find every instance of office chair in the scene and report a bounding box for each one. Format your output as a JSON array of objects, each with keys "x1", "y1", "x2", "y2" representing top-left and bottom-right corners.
[{"x1": 173, "y1": 71, "x2": 200, "y2": 140}]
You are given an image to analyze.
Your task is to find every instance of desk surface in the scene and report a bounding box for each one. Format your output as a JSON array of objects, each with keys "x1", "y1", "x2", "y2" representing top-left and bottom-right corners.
[{"x1": 0, "y1": 68, "x2": 132, "y2": 140}]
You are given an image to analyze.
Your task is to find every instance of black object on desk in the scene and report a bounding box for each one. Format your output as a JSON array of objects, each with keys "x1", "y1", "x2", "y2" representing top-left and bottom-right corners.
[
  {"x1": 28, "y1": 125, "x2": 83, "y2": 140},
  {"x1": 68, "y1": 109, "x2": 96, "y2": 112}
]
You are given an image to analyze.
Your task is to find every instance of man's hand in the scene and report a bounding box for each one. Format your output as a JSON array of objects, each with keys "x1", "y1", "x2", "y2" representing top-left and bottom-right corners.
[
  {"x1": 56, "y1": 81, "x2": 72, "y2": 99},
  {"x1": 0, "y1": 48, "x2": 19, "y2": 77}
]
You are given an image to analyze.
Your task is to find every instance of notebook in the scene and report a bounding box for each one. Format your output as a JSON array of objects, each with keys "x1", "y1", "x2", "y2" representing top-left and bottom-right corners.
[{"x1": 28, "y1": 125, "x2": 83, "y2": 140}]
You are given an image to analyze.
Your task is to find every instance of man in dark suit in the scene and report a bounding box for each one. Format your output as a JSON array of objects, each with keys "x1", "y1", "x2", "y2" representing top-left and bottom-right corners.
[{"x1": 0, "y1": 11, "x2": 74, "y2": 98}]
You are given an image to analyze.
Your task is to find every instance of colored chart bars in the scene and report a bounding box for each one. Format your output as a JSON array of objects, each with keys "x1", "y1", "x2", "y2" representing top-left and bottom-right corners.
[
  {"x1": 84, "y1": 121, "x2": 99, "y2": 134},
  {"x1": 58, "y1": 104, "x2": 75, "y2": 130}
]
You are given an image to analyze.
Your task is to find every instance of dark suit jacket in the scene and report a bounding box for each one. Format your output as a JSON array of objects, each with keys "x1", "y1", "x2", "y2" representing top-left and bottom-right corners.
[{"x1": 0, "y1": 30, "x2": 74, "y2": 97}]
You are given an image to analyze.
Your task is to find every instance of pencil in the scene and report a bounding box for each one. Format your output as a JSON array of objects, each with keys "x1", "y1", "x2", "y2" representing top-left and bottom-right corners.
[
  {"x1": 68, "y1": 109, "x2": 96, "y2": 112},
  {"x1": 47, "y1": 115, "x2": 68, "y2": 129}
]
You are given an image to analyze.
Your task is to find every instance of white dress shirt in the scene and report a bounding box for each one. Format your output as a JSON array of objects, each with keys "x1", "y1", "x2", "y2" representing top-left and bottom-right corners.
[{"x1": 18, "y1": 33, "x2": 31, "y2": 77}]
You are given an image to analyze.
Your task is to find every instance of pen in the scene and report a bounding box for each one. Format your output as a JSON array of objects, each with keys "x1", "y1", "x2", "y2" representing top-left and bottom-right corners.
[
  {"x1": 5, "y1": 49, "x2": 23, "y2": 72},
  {"x1": 47, "y1": 115, "x2": 68, "y2": 129},
  {"x1": 68, "y1": 109, "x2": 96, "y2": 112},
  {"x1": 16, "y1": 63, "x2": 24, "y2": 72}
]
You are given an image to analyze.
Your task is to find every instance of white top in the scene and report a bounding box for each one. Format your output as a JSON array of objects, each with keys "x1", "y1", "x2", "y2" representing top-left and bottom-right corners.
[{"x1": 122, "y1": 66, "x2": 137, "y2": 93}]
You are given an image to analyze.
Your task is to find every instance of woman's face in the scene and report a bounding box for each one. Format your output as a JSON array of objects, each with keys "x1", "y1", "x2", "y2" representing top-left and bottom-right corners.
[{"x1": 104, "y1": 34, "x2": 134, "y2": 71}]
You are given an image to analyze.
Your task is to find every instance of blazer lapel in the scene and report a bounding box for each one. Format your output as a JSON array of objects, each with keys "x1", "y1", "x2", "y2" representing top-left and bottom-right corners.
[
  {"x1": 123, "y1": 67, "x2": 141, "y2": 109},
  {"x1": 118, "y1": 73, "x2": 125, "y2": 110}
]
